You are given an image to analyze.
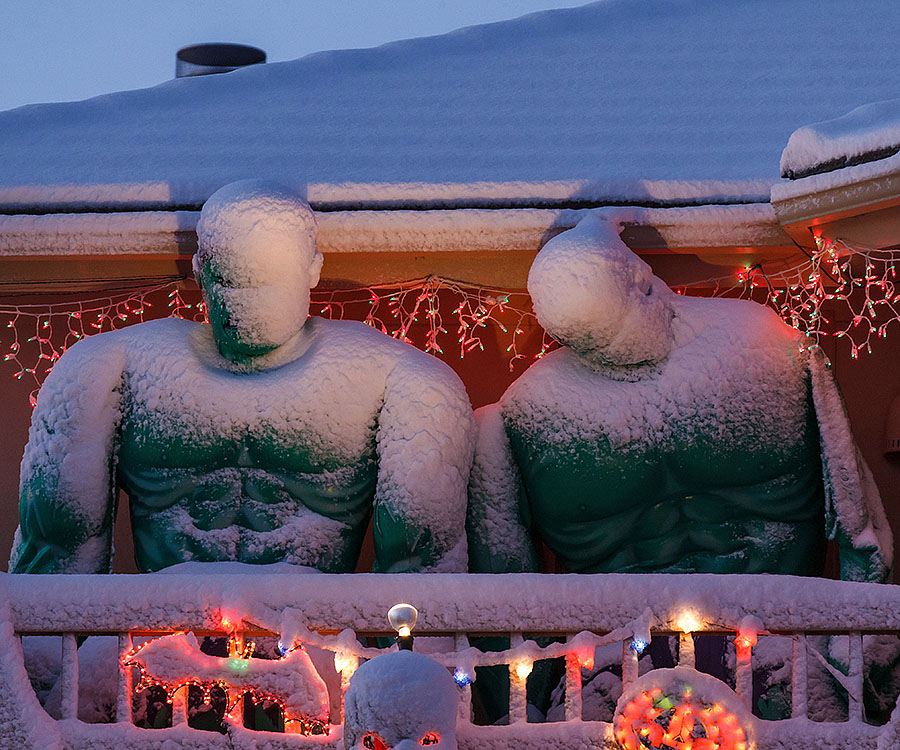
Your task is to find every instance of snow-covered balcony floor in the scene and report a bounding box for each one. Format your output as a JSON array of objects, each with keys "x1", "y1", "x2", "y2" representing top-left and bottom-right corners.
[{"x1": 2, "y1": 572, "x2": 899, "y2": 750}]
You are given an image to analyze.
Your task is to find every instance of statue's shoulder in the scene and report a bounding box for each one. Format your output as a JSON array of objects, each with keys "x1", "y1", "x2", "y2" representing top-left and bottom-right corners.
[
  {"x1": 55, "y1": 317, "x2": 199, "y2": 368},
  {"x1": 315, "y1": 317, "x2": 463, "y2": 377},
  {"x1": 499, "y1": 347, "x2": 592, "y2": 410},
  {"x1": 677, "y1": 296, "x2": 800, "y2": 352}
]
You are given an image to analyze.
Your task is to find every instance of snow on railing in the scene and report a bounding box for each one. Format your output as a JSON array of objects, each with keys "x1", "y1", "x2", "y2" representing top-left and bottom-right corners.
[{"x1": 2, "y1": 572, "x2": 900, "y2": 749}]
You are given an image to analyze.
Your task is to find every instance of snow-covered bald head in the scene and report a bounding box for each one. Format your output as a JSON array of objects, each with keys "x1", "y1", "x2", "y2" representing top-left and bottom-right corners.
[
  {"x1": 194, "y1": 180, "x2": 323, "y2": 363},
  {"x1": 528, "y1": 215, "x2": 676, "y2": 368},
  {"x1": 344, "y1": 651, "x2": 457, "y2": 750}
]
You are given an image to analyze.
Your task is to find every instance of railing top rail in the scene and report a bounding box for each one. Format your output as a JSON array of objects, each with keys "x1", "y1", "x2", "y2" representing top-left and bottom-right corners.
[{"x1": 4, "y1": 571, "x2": 900, "y2": 635}]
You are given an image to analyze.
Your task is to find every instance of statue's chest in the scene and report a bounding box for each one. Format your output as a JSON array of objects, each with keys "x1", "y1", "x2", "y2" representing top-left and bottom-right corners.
[
  {"x1": 506, "y1": 348, "x2": 814, "y2": 521},
  {"x1": 118, "y1": 354, "x2": 381, "y2": 473}
]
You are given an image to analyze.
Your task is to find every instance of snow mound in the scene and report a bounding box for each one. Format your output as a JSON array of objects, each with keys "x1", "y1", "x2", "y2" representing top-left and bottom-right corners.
[
  {"x1": 781, "y1": 99, "x2": 900, "y2": 179},
  {"x1": 344, "y1": 650, "x2": 457, "y2": 750}
]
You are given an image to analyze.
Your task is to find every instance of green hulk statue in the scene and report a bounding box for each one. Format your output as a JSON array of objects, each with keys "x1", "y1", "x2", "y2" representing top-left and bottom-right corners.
[
  {"x1": 10, "y1": 180, "x2": 475, "y2": 575},
  {"x1": 467, "y1": 213, "x2": 893, "y2": 723},
  {"x1": 468, "y1": 214, "x2": 891, "y2": 581}
]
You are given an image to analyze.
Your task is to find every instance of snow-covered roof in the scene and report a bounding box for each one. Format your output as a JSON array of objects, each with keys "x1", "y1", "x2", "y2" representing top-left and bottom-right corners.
[{"x1": 2, "y1": 0, "x2": 900, "y2": 212}]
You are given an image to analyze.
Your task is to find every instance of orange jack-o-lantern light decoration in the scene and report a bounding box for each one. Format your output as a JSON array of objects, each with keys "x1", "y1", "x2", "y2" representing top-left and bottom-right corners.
[{"x1": 614, "y1": 676, "x2": 752, "y2": 750}]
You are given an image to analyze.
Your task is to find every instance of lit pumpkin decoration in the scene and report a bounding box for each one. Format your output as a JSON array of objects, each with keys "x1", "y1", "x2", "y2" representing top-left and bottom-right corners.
[{"x1": 613, "y1": 668, "x2": 753, "y2": 750}]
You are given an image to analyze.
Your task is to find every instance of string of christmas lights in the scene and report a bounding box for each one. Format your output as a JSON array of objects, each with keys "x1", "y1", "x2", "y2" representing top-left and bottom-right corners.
[
  {"x1": 0, "y1": 276, "x2": 553, "y2": 407},
  {"x1": 677, "y1": 236, "x2": 900, "y2": 363},
  {"x1": 0, "y1": 282, "x2": 207, "y2": 406},
  {"x1": 122, "y1": 632, "x2": 329, "y2": 734},
  {"x1": 2, "y1": 235, "x2": 899, "y2": 406}
]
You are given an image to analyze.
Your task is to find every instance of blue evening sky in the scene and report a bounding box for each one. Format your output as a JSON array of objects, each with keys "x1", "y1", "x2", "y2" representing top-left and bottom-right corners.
[{"x1": 1, "y1": 1, "x2": 580, "y2": 112}]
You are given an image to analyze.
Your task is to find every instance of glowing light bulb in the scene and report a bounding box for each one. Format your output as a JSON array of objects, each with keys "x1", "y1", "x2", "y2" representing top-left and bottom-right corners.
[
  {"x1": 453, "y1": 668, "x2": 474, "y2": 687},
  {"x1": 575, "y1": 648, "x2": 594, "y2": 671},
  {"x1": 334, "y1": 650, "x2": 357, "y2": 676},
  {"x1": 630, "y1": 637, "x2": 649, "y2": 654},
  {"x1": 676, "y1": 610, "x2": 703, "y2": 634},
  {"x1": 514, "y1": 660, "x2": 533, "y2": 681},
  {"x1": 388, "y1": 603, "x2": 418, "y2": 638}
]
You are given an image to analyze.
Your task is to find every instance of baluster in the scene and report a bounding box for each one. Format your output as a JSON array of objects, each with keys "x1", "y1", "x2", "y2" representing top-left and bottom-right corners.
[
  {"x1": 336, "y1": 650, "x2": 359, "y2": 723},
  {"x1": 117, "y1": 632, "x2": 133, "y2": 723},
  {"x1": 622, "y1": 639, "x2": 639, "y2": 690},
  {"x1": 171, "y1": 687, "x2": 189, "y2": 726},
  {"x1": 791, "y1": 634, "x2": 808, "y2": 719},
  {"x1": 454, "y1": 633, "x2": 472, "y2": 724},
  {"x1": 678, "y1": 632, "x2": 695, "y2": 669},
  {"x1": 59, "y1": 634, "x2": 79, "y2": 720},
  {"x1": 848, "y1": 632, "x2": 864, "y2": 722},
  {"x1": 735, "y1": 636, "x2": 753, "y2": 707},
  {"x1": 564, "y1": 635, "x2": 582, "y2": 722},
  {"x1": 508, "y1": 633, "x2": 528, "y2": 724}
]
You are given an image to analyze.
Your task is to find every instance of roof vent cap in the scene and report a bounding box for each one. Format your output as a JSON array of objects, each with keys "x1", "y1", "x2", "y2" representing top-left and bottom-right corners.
[{"x1": 176, "y1": 43, "x2": 266, "y2": 78}]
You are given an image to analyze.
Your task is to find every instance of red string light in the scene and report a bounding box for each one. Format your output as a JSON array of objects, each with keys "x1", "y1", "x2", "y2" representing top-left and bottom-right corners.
[
  {"x1": 122, "y1": 632, "x2": 329, "y2": 735},
  {"x1": 4, "y1": 237, "x2": 899, "y2": 408}
]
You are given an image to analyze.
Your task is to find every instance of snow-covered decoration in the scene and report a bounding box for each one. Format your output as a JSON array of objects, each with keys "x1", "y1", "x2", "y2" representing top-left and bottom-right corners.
[
  {"x1": 614, "y1": 667, "x2": 754, "y2": 750},
  {"x1": 468, "y1": 214, "x2": 892, "y2": 583},
  {"x1": 3, "y1": 572, "x2": 900, "y2": 748},
  {"x1": 9, "y1": 181, "x2": 475, "y2": 576},
  {"x1": 781, "y1": 99, "x2": 900, "y2": 180},
  {"x1": 2, "y1": 1, "x2": 900, "y2": 208},
  {"x1": 122, "y1": 632, "x2": 329, "y2": 734},
  {"x1": 343, "y1": 651, "x2": 457, "y2": 750}
]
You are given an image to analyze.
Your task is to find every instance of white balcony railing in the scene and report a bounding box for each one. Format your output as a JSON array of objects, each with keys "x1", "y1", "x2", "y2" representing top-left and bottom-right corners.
[{"x1": 2, "y1": 571, "x2": 899, "y2": 750}]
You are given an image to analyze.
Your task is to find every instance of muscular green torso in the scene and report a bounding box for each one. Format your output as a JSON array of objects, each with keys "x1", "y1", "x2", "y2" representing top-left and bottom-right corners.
[
  {"x1": 13, "y1": 317, "x2": 470, "y2": 575},
  {"x1": 502, "y1": 331, "x2": 827, "y2": 576},
  {"x1": 115, "y1": 321, "x2": 384, "y2": 572},
  {"x1": 118, "y1": 431, "x2": 376, "y2": 573},
  {"x1": 509, "y1": 409, "x2": 825, "y2": 574}
]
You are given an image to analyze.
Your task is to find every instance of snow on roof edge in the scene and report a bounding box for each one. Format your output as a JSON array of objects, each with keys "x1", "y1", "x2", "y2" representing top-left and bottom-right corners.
[
  {"x1": 772, "y1": 149, "x2": 900, "y2": 205},
  {"x1": 0, "y1": 178, "x2": 775, "y2": 214},
  {"x1": 0, "y1": 204, "x2": 787, "y2": 259},
  {"x1": 781, "y1": 98, "x2": 900, "y2": 180}
]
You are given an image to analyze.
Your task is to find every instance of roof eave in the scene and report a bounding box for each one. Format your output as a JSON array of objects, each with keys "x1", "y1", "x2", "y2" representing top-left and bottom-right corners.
[
  {"x1": 0, "y1": 202, "x2": 799, "y2": 293},
  {"x1": 772, "y1": 156, "x2": 900, "y2": 250}
]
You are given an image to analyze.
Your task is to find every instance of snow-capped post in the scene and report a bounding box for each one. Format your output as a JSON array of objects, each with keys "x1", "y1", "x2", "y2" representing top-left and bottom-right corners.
[
  {"x1": 116, "y1": 632, "x2": 133, "y2": 723},
  {"x1": 675, "y1": 610, "x2": 701, "y2": 669},
  {"x1": 622, "y1": 639, "x2": 640, "y2": 689},
  {"x1": 564, "y1": 634, "x2": 584, "y2": 721},
  {"x1": 59, "y1": 633, "x2": 79, "y2": 720},
  {"x1": 791, "y1": 634, "x2": 808, "y2": 718},
  {"x1": 508, "y1": 633, "x2": 529, "y2": 723},
  {"x1": 734, "y1": 616, "x2": 761, "y2": 707},
  {"x1": 848, "y1": 632, "x2": 864, "y2": 722},
  {"x1": 335, "y1": 649, "x2": 360, "y2": 722},
  {"x1": 388, "y1": 603, "x2": 418, "y2": 651},
  {"x1": 453, "y1": 633, "x2": 473, "y2": 723}
]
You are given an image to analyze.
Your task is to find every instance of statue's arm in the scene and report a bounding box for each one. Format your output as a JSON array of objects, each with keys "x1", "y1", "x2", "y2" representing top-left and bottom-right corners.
[
  {"x1": 467, "y1": 403, "x2": 539, "y2": 573},
  {"x1": 372, "y1": 356, "x2": 475, "y2": 573},
  {"x1": 808, "y1": 349, "x2": 893, "y2": 582},
  {"x1": 9, "y1": 334, "x2": 126, "y2": 574}
]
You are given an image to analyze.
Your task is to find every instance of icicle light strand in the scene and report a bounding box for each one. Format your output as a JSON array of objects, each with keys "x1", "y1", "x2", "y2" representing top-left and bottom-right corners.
[{"x1": 2, "y1": 236, "x2": 898, "y2": 406}]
